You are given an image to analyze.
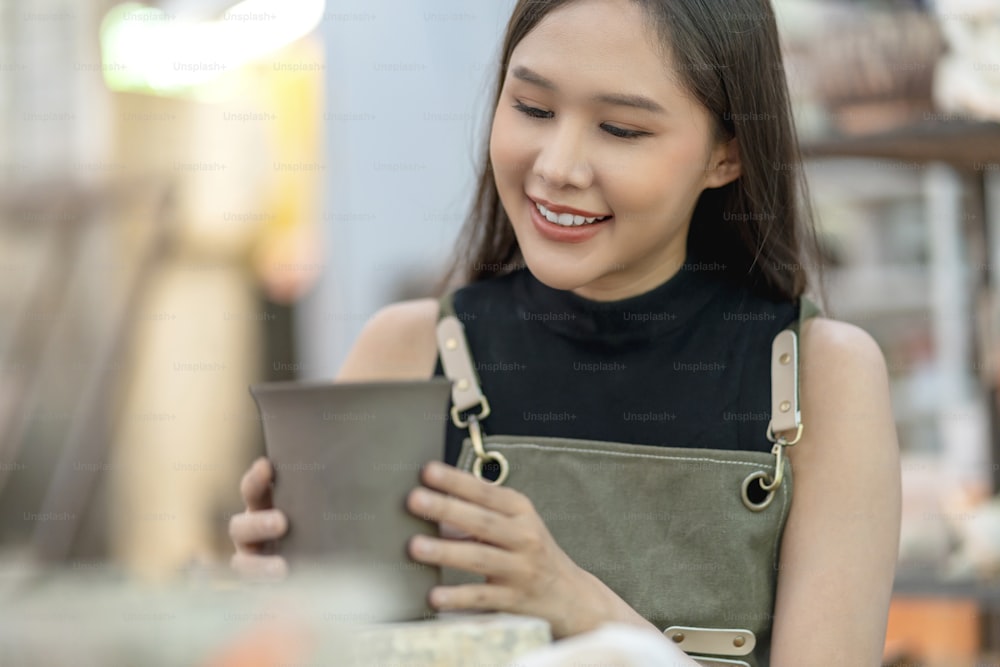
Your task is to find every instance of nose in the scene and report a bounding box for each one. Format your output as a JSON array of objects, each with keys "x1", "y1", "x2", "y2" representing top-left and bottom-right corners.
[{"x1": 532, "y1": 122, "x2": 594, "y2": 190}]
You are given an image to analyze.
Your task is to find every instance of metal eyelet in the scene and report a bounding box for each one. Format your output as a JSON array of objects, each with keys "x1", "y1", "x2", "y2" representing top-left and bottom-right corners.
[
  {"x1": 472, "y1": 452, "x2": 509, "y2": 486},
  {"x1": 741, "y1": 471, "x2": 776, "y2": 512}
]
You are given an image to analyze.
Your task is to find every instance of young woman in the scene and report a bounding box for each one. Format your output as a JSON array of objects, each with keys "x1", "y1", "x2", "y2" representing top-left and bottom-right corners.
[{"x1": 230, "y1": 0, "x2": 901, "y2": 664}]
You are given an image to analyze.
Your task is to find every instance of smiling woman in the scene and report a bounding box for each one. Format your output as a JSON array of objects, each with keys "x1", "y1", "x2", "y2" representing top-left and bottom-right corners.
[
  {"x1": 230, "y1": 1, "x2": 901, "y2": 665},
  {"x1": 488, "y1": 0, "x2": 742, "y2": 300},
  {"x1": 444, "y1": 0, "x2": 820, "y2": 305}
]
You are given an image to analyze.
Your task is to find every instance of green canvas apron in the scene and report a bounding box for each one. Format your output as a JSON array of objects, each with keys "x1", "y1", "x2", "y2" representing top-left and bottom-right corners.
[{"x1": 435, "y1": 289, "x2": 823, "y2": 667}]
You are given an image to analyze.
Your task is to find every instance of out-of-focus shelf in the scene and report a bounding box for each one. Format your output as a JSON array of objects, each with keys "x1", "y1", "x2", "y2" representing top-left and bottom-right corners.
[
  {"x1": 891, "y1": 404, "x2": 939, "y2": 425},
  {"x1": 825, "y1": 266, "x2": 931, "y2": 317},
  {"x1": 894, "y1": 572, "x2": 1000, "y2": 608},
  {"x1": 803, "y1": 116, "x2": 1000, "y2": 491},
  {"x1": 802, "y1": 119, "x2": 1000, "y2": 168}
]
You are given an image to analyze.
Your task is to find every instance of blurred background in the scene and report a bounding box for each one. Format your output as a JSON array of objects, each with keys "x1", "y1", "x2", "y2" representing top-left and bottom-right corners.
[{"x1": 0, "y1": 0, "x2": 998, "y2": 665}]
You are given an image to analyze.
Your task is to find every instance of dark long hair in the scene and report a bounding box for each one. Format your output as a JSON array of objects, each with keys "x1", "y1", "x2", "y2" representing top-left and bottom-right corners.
[{"x1": 436, "y1": 0, "x2": 824, "y2": 305}]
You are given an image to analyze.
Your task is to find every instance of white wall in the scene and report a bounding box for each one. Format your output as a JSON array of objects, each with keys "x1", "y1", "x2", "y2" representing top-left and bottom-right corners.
[{"x1": 299, "y1": 0, "x2": 517, "y2": 380}]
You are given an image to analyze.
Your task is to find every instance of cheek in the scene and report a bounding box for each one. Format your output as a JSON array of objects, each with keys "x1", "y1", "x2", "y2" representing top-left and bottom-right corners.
[
  {"x1": 606, "y1": 141, "x2": 709, "y2": 213},
  {"x1": 489, "y1": 110, "x2": 531, "y2": 187}
]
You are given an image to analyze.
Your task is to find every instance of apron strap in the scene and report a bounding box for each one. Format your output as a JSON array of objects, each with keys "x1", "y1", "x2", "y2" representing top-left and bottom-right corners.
[
  {"x1": 435, "y1": 291, "x2": 491, "y2": 427},
  {"x1": 768, "y1": 294, "x2": 824, "y2": 440}
]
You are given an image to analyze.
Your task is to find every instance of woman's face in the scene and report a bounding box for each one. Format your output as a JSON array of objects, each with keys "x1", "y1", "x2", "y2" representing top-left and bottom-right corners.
[{"x1": 490, "y1": 0, "x2": 740, "y2": 301}]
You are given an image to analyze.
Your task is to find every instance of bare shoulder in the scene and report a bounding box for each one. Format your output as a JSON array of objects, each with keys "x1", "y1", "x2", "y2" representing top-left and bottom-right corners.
[
  {"x1": 796, "y1": 316, "x2": 896, "y2": 446},
  {"x1": 794, "y1": 315, "x2": 896, "y2": 461},
  {"x1": 799, "y1": 316, "x2": 887, "y2": 373},
  {"x1": 334, "y1": 298, "x2": 441, "y2": 382}
]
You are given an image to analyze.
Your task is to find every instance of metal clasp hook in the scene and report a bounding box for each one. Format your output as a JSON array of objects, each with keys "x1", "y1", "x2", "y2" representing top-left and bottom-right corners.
[
  {"x1": 759, "y1": 421, "x2": 803, "y2": 493},
  {"x1": 467, "y1": 415, "x2": 509, "y2": 485}
]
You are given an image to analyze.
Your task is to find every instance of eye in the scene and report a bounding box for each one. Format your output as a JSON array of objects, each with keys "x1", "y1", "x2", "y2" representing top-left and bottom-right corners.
[
  {"x1": 512, "y1": 101, "x2": 553, "y2": 119},
  {"x1": 601, "y1": 124, "x2": 648, "y2": 140}
]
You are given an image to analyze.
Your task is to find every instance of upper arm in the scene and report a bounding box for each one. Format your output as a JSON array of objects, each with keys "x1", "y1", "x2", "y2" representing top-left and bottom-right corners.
[
  {"x1": 769, "y1": 317, "x2": 902, "y2": 666},
  {"x1": 334, "y1": 298, "x2": 441, "y2": 382}
]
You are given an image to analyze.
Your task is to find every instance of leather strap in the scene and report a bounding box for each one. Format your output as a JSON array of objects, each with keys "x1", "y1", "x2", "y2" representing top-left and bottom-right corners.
[
  {"x1": 768, "y1": 295, "x2": 823, "y2": 439},
  {"x1": 663, "y1": 626, "x2": 755, "y2": 656},
  {"x1": 769, "y1": 330, "x2": 800, "y2": 434},
  {"x1": 435, "y1": 293, "x2": 487, "y2": 416}
]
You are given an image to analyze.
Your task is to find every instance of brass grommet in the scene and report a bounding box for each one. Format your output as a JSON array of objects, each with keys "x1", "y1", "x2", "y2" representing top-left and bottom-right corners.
[
  {"x1": 457, "y1": 378, "x2": 469, "y2": 391},
  {"x1": 445, "y1": 337, "x2": 458, "y2": 350},
  {"x1": 741, "y1": 471, "x2": 777, "y2": 512},
  {"x1": 779, "y1": 400, "x2": 790, "y2": 412},
  {"x1": 780, "y1": 352, "x2": 791, "y2": 365},
  {"x1": 671, "y1": 632, "x2": 685, "y2": 643},
  {"x1": 472, "y1": 450, "x2": 509, "y2": 486},
  {"x1": 734, "y1": 636, "x2": 746, "y2": 648}
]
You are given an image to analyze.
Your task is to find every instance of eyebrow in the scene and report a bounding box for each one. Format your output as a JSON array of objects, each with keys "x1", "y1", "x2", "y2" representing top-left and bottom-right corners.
[{"x1": 510, "y1": 65, "x2": 666, "y2": 114}]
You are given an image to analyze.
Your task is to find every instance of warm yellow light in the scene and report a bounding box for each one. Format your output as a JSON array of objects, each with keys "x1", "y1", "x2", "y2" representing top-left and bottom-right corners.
[{"x1": 100, "y1": 0, "x2": 326, "y2": 95}]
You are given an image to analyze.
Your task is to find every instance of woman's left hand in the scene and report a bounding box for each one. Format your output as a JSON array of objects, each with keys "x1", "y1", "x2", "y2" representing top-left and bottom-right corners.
[{"x1": 405, "y1": 461, "x2": 610, "y2": 639}]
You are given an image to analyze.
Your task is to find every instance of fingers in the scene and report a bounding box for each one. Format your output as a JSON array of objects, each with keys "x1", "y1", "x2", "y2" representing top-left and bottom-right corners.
[
  {"x1": 419, "y1": 461, "x2": 529, "y2": 517},
  {"x1": 408, "y1": 535, "x2": 525, "y2": 580},
  {"x1": 408, "y1": 486, "x2": 514, "y2": 548},
  {"x1": 229, "y1": 509, "x2": 288, "y2": 548},
  {"x1": 230, "y1": 551, "x2": 288, "y2": 581},
  {"x1": 240, "y1": 457, "x2": 274, "y2": 511},
  {"x1": 438, "y1": 520, "x2": 474, "y2": 541},
  {"x1": 424, "y1": 583, "x2": 517, "y2": 613}
]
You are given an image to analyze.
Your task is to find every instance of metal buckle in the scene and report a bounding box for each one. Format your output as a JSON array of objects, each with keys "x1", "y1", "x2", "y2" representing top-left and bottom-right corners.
[
  {"x1": 766, "y1": 421, "x2": 803, "y2": 446},
  {"x1": 450, "y1": 397, "x2": 491, "y2": 428}
]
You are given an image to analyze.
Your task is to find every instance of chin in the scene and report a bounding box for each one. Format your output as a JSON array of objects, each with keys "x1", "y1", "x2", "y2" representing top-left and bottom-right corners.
[{"x1": 520, "y1": 247, "x2": 603, "y2": 293}]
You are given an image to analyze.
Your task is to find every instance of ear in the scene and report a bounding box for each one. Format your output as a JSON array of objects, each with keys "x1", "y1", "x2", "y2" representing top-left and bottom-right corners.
[{"x1": 703, "y1": 137, "x2": 742, "y2": 189}]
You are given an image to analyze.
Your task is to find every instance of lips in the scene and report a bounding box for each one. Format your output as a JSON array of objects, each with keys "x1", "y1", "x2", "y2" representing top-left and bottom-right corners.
[{"x1": 527, "y1": 195, "x2": 612, "y2": 243}]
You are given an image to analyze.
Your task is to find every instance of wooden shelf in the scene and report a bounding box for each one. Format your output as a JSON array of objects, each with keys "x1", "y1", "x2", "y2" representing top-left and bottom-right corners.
[
  {"x1": 802, "y1": 120, "x2": 1000, "y2": 168},
  {"x1": 804, "y1": 118, "x2": 1000, "y2": 489},
  {"x1": 895, "y1": 572, "x2": 1000, "y2": 608}
]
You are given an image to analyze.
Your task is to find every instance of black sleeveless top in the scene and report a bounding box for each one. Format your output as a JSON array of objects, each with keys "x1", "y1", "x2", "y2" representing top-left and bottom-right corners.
[{"x1": 432, "y1": 253, "x2": 800, "y2": 467}]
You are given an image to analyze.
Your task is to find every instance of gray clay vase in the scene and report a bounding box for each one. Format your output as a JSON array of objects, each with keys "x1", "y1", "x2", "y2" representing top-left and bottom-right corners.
[{"x1": 249, "y1": 378, "x2": 453, "y2": 621}]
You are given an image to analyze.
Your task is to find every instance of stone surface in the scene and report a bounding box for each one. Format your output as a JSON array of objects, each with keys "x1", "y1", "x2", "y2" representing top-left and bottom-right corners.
[
  {"x1": 354, "y1": 612, "x2": 552, "y2": 667},
  {"x1": 0, "y1": 559, "x2": 552, "y2": 666}
]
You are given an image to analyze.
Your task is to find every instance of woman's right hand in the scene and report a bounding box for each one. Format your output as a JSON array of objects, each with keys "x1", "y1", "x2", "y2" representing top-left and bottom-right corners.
[{"x1": 229, "y1": 457, "x2": 289, "y2": 580}]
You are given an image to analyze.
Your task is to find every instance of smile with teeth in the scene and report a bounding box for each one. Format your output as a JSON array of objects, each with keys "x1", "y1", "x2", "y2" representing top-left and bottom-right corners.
[{"x1": 535, "y1": 202, "x2": 612, "y2": 227}]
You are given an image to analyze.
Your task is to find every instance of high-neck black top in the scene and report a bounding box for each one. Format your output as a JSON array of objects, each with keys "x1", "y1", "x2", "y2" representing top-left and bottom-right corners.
[{"x1": 432, "y1": 251, "x2": 800, "y2": 467}]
